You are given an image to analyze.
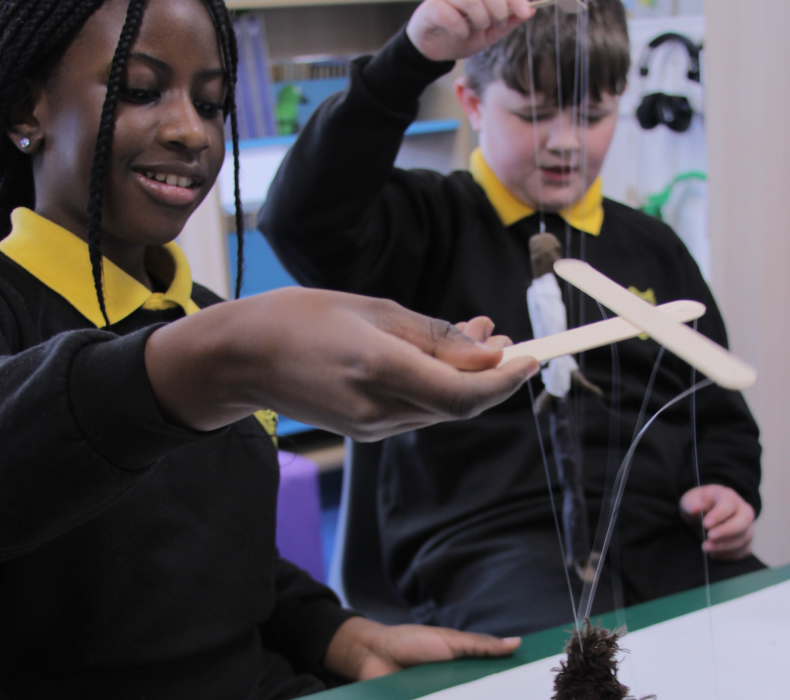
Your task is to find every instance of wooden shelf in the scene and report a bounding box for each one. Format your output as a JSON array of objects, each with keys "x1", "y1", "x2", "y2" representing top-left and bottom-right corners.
[
  {"x1": 230, "y1": 119, "x2": 460, "y2": 151},
  {"x1": 227, "y1": 0, "x2": 413, "y2": 9}
]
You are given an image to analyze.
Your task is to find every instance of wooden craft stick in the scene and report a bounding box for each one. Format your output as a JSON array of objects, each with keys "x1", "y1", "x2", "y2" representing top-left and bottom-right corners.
[
  {"x1": 500, "y1": 299, "x2": 704, "y2": 366},
  {"x1": 553, "y1": 259, "x2": 757, "y2": 391},
  {"x1": 528, "y1": 0, "x2": 588, "y2": 11}
]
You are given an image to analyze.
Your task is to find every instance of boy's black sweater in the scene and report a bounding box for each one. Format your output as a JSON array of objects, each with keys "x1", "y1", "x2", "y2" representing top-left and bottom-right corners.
[
  {"x1": 260, "y1": 30, "x2": 762, "y2": 608},
  {"x1": 0, "y1": 249, "x2": 354, "y2": 698}
]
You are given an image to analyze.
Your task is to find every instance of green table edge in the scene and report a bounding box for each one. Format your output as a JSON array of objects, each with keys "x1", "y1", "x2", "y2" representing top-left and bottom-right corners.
[{"x1": 314, "y1": 563, "x2": 790, "y2": 699}]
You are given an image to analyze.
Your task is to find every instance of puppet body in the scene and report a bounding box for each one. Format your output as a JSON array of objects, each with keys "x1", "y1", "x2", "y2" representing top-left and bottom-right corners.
[{"x1": 528, "y1": 233, "x2": 600, "y2": 581}]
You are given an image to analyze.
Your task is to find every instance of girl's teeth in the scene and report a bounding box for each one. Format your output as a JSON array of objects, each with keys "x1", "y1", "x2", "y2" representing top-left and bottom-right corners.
[{"x1": 143, "y1": 172, "x2": 195, "y2": 188}]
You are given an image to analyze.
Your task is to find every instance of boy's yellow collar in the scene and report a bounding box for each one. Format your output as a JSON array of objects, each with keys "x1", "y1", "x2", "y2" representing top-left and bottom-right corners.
[
  {"x1": 0, "y1": 208, "x2": 200, "y2": 328},
  {"x1": 468, "y1": 148, "x2": 604, "y2": 236}
]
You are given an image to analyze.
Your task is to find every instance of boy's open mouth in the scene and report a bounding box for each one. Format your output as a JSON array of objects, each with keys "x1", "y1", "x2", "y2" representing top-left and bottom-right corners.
[{"x1": 540, "y1": 165, "x2": 578, "y2": 183}]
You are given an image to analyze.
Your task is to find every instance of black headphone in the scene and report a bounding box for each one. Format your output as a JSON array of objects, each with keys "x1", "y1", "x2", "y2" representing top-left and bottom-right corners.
[{"x1": 636, "y1": 33, "x2": 702, "y2": 134}]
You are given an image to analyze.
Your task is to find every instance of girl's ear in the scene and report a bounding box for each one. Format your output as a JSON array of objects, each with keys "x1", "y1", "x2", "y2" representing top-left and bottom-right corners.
[
  {"x1": 6, "y1": 80, "x2": 45, "y2": 154},
  {"x1": 454, "y1": 77, "x2": 483, "y2": 133}
]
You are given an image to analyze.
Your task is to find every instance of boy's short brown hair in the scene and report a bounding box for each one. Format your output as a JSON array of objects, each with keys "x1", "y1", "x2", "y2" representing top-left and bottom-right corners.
[{"x1": 464, "y1": 0, "x2": 630, "y2": 104}]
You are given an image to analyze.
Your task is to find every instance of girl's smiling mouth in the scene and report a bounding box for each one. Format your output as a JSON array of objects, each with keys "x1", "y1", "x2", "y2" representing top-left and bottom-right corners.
[{"x1": 132, "y1": 167, "x2": 204, "y2": 206}]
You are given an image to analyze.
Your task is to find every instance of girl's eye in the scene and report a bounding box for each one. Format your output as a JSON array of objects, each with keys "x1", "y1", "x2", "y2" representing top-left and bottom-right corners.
[
  {"x1": 120, "y1": 86, "x2": 159, "y2": 104},
  {"x1": 194, "y1": 100, "x2": 224, "y2": 118}
]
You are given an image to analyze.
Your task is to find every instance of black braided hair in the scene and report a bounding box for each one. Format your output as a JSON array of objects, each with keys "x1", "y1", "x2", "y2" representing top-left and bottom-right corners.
[{"x1": 0, "y1": 0, "x2": 246, "y2": 326}]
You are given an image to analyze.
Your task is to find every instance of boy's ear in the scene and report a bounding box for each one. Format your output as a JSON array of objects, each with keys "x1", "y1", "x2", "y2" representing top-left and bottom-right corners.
[
  {"x1": 454, "y1": 77, "x2": 483, "y2": 133},
  {"x1": 6, "y1": 80, "x2": 45, "y2": 154}
]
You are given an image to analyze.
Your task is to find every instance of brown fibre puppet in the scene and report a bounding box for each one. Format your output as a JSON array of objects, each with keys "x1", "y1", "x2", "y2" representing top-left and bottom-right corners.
[
  {"x1": 527, "y1": 233, "x2": 602, "y2": 582},
  {"x1": 552, "y1": 622, "x2": 656, "y2": 700}
]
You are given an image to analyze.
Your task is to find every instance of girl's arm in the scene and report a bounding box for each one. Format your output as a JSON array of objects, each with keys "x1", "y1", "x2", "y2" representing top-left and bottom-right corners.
[{"x1": 145, "y1": 287, "x2": 536, "y2": 437}]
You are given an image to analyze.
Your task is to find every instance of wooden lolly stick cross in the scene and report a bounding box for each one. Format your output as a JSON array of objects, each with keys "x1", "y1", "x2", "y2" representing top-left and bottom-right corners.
[
  {"x1": 500, "y1": 299, "x2": 704, "y2": 366},
  {"x1": 553, "y1": 259, "x2": 757, "y2": 391}
]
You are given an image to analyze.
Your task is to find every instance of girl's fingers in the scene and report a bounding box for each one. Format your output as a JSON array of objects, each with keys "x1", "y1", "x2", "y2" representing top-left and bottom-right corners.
[{"x1": 459, "y1": 316, "x2": 496, "y2": 342}]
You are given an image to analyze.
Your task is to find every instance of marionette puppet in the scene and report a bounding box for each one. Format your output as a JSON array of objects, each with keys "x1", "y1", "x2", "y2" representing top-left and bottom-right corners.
[
  {"x1": 503, "y1": 259, "x2": 755, "y2": 699},
  {"x1": 527, "y1": 233, "x2": 603, "y2": 583}
]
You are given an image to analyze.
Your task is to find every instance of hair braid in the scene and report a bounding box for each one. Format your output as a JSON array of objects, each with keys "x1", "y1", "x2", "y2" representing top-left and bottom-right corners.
[
  {"x1": 201, "y1": 0, "x2": 244, "y2": 299},
  {"x1": 85, "y1": 0, "x2": 147, "y2": 326},
  {"x1": 0, "y1": 0, "x2": 105, "y2": 236}
]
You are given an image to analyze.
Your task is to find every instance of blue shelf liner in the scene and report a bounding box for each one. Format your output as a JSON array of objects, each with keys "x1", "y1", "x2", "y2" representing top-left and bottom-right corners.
[{"x1": 228, "y1": 118, "x2": 460, "y2": 151}]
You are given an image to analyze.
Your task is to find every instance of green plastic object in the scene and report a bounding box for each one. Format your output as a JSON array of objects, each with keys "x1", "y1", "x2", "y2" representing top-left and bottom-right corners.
[{"x1": 641, "y1": 171, "x2": 707, "y2": 220}]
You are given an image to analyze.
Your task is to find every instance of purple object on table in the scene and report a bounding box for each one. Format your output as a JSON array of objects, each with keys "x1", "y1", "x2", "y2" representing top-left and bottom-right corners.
[{"x1": 276, "y1": 451, "x2": 325, "y2": 583}]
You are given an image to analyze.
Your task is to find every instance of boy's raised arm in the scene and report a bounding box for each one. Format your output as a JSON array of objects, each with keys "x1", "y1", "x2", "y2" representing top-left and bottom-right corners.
[{"x1": 259, "y1": 0, "x2": 534, "y2": 304}]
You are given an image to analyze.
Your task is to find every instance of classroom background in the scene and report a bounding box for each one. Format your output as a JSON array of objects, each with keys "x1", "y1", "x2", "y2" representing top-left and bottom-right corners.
[{"x1": 177, "y1": 0, "x2": 790, "y2": 585}]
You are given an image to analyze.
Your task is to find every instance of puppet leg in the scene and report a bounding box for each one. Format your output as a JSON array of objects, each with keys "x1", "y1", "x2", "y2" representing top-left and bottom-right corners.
[{"x1": 549, "y1": 397, "x2": 592, "y2": 581}]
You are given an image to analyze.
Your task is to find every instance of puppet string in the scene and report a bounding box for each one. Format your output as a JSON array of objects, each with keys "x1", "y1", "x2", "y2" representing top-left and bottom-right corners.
[
  {"x1": 527, "y1": 379, "x2": 583, "y2": 640},
  {"x1": 525, "y1": 20, "x2": 546, "y2": 233},
  {"x1": 577, "y1": 376, "x2": 715, "y2": 622},
  {"x1": 691, "y1": 320, "x2": 720, "y2": 700}
]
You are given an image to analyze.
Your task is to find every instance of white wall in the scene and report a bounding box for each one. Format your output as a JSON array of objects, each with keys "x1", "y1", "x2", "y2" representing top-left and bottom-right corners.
[{"x1": 704, "y1": 0, "x2": 790, "y2": 566}]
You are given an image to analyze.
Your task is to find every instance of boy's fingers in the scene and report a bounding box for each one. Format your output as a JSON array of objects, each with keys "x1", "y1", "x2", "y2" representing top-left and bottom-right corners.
[
  {"x1": 481, "y1": 0, "x2": 510, "y2": 24},
  {"x1": 431, "y1": 0, "x2": 472, "y2": 39},
  {"x1": 704, "y1": 525, "x2": 754, "y2": 558},
  {"x1": 509, "y1": 0, "x2": 536, "y2": 19},
  {"x1": 707, "y1": 505, "x2": 755, "y2": 541},
  {"x1": 679, "y1": 487, "x2": 714, "y2": 519},
  {"x1": 446, "y1": 0, "x2": 493, "y2": 30},
  {"x1": 702, "y1": 497, "x2": 738, "y2": 530}
]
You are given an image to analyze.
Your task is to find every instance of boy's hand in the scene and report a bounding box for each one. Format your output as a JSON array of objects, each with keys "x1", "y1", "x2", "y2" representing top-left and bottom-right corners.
[
  {"x1": 324, "y1": 617, "x2": 521, "y2": 681},
  {"x1": 407, "y1": 0, "x2": 536, "y2": 62},
  {"x1": 679, "y1": 485, "x2": 756, "y2": 560}
]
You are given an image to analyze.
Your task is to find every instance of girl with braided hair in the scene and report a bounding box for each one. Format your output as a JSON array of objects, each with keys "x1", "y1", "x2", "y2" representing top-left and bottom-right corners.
[{"x1": 0, "y1": 1, "x2": 538, "y2": 697}]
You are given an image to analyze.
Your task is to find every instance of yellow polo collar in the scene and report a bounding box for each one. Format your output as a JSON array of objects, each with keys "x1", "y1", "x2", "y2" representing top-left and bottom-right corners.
[
  {"x1": 0, "y1": 208, "x2": 200, "y2": 328},
  {"x1": 469, "y1": 148, "x2": 604, "y2": 236}
]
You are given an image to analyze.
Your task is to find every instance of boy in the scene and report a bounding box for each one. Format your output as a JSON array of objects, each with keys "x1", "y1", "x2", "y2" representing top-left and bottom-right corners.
[{"x1": 260, "y1": 0, "x2": 763, "y2": 636}]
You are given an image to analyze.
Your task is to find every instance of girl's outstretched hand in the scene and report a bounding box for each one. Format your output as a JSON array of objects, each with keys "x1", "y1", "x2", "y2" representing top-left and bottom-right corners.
[
  {"x1": 145, "y1": 287, "x2": 537, "y2": 438},
  {"x1": 323, "y1": 617, "x2": 521, "y2": 681},
  {"x1": 407, "y1": 0, "x2": 536, "y2": 62}
]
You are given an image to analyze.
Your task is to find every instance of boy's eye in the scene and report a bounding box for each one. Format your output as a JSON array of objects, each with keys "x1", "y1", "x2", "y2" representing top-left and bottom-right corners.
[{"x1": 516, "y1": 112, "x2": 556, "y2": 123}]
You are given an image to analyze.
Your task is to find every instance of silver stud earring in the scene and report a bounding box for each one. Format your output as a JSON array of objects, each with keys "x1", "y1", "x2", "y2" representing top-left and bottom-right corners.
[{"x1": 20, "y1": 137, "x2": 30, "y2": 149}]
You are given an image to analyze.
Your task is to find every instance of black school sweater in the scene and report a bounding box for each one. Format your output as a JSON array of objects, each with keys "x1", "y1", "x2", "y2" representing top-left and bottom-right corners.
[
  {"x1": 0, "y1": 213, "x2": 354, "y2": 699},
  {"x1": 260, "y1": 30, "x2": 762, "y2": 607}
]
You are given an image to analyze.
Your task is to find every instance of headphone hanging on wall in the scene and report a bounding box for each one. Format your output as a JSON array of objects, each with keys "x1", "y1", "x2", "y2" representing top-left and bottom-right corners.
[{"x1": 636, "y1": 33, "x2": 702, "y2": 134}]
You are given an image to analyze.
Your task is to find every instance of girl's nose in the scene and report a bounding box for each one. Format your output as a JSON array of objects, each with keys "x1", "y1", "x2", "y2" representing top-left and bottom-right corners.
[{"x1": 158, "y1": 94, "x2": 210, "y2": 152}]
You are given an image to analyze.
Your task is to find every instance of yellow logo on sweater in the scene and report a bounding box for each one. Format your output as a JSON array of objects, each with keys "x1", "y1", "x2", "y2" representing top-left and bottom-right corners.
[
  {"x1": 254, "y1": 409, "x2": 279, "y2": 447},
  {"x1": 628, "y1": 287, "x2": 657, "y2": 340}
]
